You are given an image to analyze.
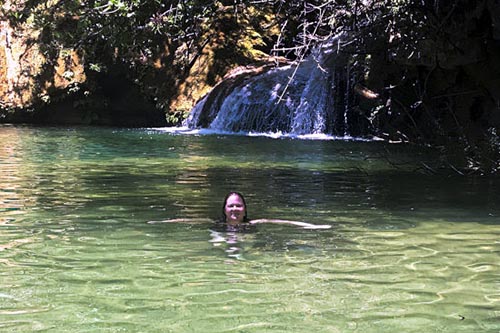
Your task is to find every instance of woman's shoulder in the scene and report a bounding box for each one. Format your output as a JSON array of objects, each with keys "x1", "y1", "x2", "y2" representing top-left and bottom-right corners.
[{"x1": 148, "y1": 218, "x2": 214, "y2": 224}]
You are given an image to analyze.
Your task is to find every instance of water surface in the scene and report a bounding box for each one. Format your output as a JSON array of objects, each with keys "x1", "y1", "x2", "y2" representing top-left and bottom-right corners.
[{"x1": 0, "y1": 125, "x2": 499, "y2": 332}]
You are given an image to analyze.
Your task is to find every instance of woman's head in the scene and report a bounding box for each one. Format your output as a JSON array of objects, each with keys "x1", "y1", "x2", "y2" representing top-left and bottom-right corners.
[{"x1": 222, "y1": 192, "x2": 248, "y2": 224}]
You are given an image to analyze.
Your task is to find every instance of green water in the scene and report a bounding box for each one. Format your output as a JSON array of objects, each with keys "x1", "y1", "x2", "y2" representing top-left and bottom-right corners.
[{"x1": 0, "y1": 125, "x2": 498, "y2": 332}]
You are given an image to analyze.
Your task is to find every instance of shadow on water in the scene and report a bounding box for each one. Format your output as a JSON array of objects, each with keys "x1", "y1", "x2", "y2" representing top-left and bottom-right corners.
[{"x1": 363, "y1": 217, "x2": 417, "y2": 230}]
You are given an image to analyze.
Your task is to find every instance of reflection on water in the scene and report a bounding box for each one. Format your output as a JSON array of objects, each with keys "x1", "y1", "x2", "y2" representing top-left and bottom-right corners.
[{"x1": 0, "y1": 125, "x2": 499, "y2": 332}]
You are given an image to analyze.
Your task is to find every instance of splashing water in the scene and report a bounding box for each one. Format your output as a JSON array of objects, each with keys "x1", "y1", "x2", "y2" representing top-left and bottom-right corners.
[{"x1": 185, "y1": 35, "x2": 357, "y2": 137}]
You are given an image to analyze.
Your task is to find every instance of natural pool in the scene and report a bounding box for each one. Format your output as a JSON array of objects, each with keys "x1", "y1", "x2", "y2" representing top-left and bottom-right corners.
[{"x1": 0, "y1": 125, "x2": 499, "y2": 332}]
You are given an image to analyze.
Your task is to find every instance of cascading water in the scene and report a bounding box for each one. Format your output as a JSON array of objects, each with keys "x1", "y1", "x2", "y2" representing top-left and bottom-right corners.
[{"x1": 185, "y1": 34, "x2": 360, "y2": 137}]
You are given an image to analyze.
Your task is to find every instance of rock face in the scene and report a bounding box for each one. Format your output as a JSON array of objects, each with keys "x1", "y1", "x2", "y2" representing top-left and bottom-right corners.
[
  {"x1": 0, "y1": 2, "x2": 277, "y2": 126},
  {"x1": 0, "y1": 15, "x2": 166, "y2": 126},
  {"x1": 0, "y1": 1, "x2": 166, "y2": 126},
  {"x1": 0, "y1": 12, "x2": 86, "y2": 112}
]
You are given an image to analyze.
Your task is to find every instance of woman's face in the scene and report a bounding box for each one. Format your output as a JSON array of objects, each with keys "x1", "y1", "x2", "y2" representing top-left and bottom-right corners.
[{"x1": 224, "y1": 194, "x2": 246, "y2": 224}]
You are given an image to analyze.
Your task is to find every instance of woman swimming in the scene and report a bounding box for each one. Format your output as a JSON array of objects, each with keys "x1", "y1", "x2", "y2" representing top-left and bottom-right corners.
[
  {"x1": 149, "y1": 192, "x2": 331, "y2": 230},
  {"x1": 220, "y1": 191, "x2": 330, "y2": 229}
]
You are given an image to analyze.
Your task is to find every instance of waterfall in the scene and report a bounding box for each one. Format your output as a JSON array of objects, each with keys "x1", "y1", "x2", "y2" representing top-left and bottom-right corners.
[{"x1": 185, "y1": 34, "x2": 357, "y2": 137}]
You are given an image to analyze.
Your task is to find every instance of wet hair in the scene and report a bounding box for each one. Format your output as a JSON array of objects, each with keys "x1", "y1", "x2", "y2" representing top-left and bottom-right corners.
[{"x1": 221, "y1": 191, "x2": 249, "y2": 223}]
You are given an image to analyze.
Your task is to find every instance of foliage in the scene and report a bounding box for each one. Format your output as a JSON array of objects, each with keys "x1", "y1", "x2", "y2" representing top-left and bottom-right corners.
[
  {"x1": 3, "y1": 1, "x2": 213, "y2": 69},
  {"x1": 270, "y1": 0, "x2": 499, "y2": 174},
  {"x1": 5, "y1": 1, "x2": 287, "y2": 70}
]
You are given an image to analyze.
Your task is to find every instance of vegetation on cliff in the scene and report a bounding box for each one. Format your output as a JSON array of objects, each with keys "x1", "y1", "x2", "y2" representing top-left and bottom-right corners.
[
  {"x1": 1, "y1": 0, "x2": 281, "y2": 125},
  {"x1": 283, "y1": 1, "x2": 500, "y2": 174},
  {"x1": 1, "y1": 0, "x2": 499, "y2": 173}
]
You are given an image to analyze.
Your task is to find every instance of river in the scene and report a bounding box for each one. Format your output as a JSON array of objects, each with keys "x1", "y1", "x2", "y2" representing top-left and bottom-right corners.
[{"x1": 0, "y1": 125, "x2": 499, "y2": 332}]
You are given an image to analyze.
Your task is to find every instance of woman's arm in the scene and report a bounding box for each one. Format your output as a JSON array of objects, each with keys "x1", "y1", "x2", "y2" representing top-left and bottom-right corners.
[
  {"x1": 147, "y1": 218, "x2": 214, "y2": 224},
  {"x1": 249, "y1": 219, "x2": 331, "y2": 229}
]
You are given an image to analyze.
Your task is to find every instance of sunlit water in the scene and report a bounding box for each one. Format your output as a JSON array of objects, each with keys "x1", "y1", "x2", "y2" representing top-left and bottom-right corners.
[{"x1": 0, "y1": 125, "x2": 499, "y2": 332}]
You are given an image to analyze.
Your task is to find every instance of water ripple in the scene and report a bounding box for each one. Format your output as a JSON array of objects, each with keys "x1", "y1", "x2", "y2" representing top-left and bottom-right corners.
[{"x1": 1, "y1": 126, "x2": 499, "y2": 333}]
